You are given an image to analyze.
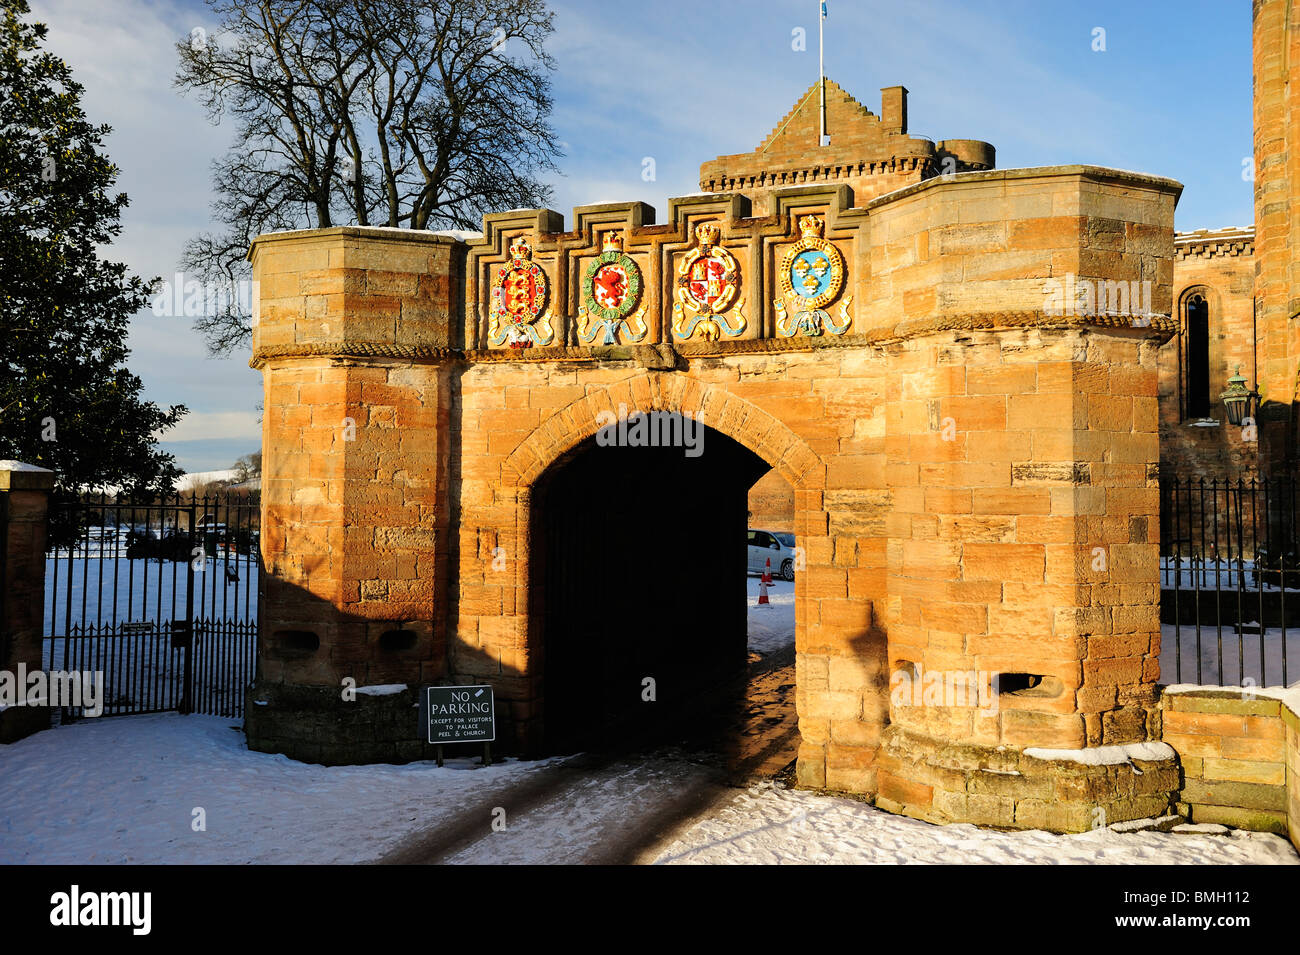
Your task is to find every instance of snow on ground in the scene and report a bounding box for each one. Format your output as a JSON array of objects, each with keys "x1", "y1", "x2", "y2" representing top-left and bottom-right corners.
[
  {"x1": 1160, "y1": 622, "x2": 1300, "y2": 689},
  {"x1": 9, "y1": 566, "x2": 1297, "y2": 865},
  {"x1": 654, "y1": 783, "x2": 1300, "y2": 865},
  {"x1": 0, "y1": 714, "x2": 548, "y2": 864},
  {"x1": 441, "y1": 755, "x2": 714, "y2": 865},
  {"x1": 46, "y1": 555, "x2": 258, "y2": 632},
  {"x1": 746, "y1": 575, "x2": 795, "y2": 655},
  {"x1": 174, "y1": 469, "x2": 242, "y2": 491},
  {"x1": 3, "y1": 710, "x2": 1297, "y2": 866},
  {"x1": 1159, "y1": 557, "x2": 1300, "y2": 593}
]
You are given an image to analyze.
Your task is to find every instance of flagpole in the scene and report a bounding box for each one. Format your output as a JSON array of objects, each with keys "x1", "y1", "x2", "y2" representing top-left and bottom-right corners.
[{"x1": 818, "y1": 0, "x2": 826, "y2": 145}]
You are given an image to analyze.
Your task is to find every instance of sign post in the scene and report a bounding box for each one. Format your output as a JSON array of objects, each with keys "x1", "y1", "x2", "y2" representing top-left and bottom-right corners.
[{"x1": 422, "y1": 684, "x2": 496, "y2": 767}]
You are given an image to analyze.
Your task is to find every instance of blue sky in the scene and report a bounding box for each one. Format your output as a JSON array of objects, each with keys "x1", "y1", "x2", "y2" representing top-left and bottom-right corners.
[{"x1": 27, "y1": 0, "x2": 1254, "y2": 472}]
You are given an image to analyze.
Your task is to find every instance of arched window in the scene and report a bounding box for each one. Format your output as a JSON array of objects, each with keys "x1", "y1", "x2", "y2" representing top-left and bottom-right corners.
[{"x1": 1183, "y1": 291, "x2": 1211, "y2": 419}]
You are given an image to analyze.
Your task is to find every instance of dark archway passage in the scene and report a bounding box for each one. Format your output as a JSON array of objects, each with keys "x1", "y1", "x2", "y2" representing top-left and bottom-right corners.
[{"x1": 530, "y1": 415, "x2": 771, "y2": 754}]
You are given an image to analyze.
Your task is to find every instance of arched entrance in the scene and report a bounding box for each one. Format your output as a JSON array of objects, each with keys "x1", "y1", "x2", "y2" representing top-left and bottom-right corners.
[
  {"x1": 529, "y1": 412, "x2": 771, "y2": 753},
  {"x1": 489, "y1": 372, "x2": 831, "y2": 763}
]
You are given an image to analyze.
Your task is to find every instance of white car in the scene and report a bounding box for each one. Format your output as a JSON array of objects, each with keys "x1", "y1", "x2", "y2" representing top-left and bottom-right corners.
[{"x1": 748, "y1": 528, "x2": 796, "y2": 581}]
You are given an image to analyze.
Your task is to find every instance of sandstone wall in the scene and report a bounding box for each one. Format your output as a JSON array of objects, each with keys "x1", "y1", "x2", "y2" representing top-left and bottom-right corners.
[
  {"x1": 881, "y1": 327, "x2": 1162, "y2": 753},
  {"x1": 1162, "y1": 230, "x2": 1259, "y2": 479},
  {"x1": 1162, "y1": 686, "x2": 1300, "y2": 848},
  {"x1": 1253, "y1": 0, "x2": 1300, "y2": 468},
  {"x1": 251, "y1": 229, "x2": 462, "y2": 688},
  {"x1": 1288, "y1": 701, "x2": 1300, "y2": 850},
  {"x1": 859, "y1": 167, "x2": 1177, "y2": 335},
  {"x1": 0, "y1": 463, "x2": 53, "y2": 743},
  {"x1": 747, "y1": 469, "x2": 794, "y2": 531}
]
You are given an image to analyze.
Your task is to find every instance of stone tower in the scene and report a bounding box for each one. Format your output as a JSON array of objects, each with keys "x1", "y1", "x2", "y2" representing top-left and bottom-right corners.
[
  {"x1": 699, "y1": 81, "x2": 995, "y2": 215},
  {"x1": 1253, "y1": 0, "x2": 1300, "y2": 470}
]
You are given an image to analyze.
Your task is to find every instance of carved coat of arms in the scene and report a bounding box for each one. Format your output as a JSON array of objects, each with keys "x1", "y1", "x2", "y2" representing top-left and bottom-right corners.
[
  {"x1": 489, "y1": 235, "x2": 554, "y2": 348},
  {"x1": 774, "y1": 214, "x2": 852, "y2": 337},
  {"x1": 579, "y1": 232, "x2": 647, "y2": 344},
  {"x1": 673, "y1": 222, "x2": 746, "y2": 342}
]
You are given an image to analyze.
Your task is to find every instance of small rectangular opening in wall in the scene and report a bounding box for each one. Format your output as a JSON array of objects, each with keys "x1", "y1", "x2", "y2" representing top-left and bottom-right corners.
[
  {"x1": 892, "y1": 660, "x2": 918, "y2": 680},
  {"x1": 273, "y1": 630, "x2": 319, "y2": 658},
  {"x1": 379, "y1": 629, "x2": 418, "y2": 651},
  {"x1": 995, "y1": 673, "x2": 1063, "y2": 698},
  {"x1": 999, "y1": 673, "x2": 1041, "y2": 694}
]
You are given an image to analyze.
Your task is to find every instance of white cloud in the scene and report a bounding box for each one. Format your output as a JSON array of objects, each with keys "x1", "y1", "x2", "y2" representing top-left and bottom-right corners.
[
  {"x1": 30, "y1": 0, "x2": 261, "y2": 445},
  {"x1": 161, "y1": 410, "x2": 261, "y2": 443}
]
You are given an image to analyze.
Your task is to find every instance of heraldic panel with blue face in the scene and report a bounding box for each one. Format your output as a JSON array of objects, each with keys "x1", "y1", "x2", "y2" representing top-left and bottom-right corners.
[
  {"x1": 790, "y1": 248, "x2": 834, "y2": 301},
  {"x1": 774, "y1": 214, "x2": 851, "y2": 338}
]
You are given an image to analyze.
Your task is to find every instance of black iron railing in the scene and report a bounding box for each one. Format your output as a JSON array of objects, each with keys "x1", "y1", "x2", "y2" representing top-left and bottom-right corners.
[
  {"x1": 1159, "y1": 476, "x2": 1298, "y2": 688},
  {"x1": 44, "y1": 491, "x2": 261, "y2": 720}
]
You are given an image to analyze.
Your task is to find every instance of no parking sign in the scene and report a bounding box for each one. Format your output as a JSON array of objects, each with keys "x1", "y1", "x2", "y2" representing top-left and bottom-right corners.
[{"x1": 423, "y1": 684, "x2": 496, "y2": 744}]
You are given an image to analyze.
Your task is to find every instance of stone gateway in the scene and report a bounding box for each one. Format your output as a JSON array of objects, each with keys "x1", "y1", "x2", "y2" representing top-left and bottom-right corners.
[{"x1": 242, "y1": 76, "x2": 1243, "y2": 833}]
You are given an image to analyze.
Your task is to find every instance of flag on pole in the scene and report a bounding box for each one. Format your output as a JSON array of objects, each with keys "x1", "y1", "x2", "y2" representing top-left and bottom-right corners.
[{"x1": 818, "y1": 0, "x2": 828, "y2": 146}]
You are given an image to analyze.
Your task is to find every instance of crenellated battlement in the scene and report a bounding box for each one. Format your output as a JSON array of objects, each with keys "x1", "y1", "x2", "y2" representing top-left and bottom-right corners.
[{"x1": 699, "y1": 81, "x2": 996, "y2": 213}]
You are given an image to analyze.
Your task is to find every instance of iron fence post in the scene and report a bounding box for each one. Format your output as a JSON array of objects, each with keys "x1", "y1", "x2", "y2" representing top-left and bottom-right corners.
[{"x1": 181, "y1": 494, "x2": 196, "y2": 715}]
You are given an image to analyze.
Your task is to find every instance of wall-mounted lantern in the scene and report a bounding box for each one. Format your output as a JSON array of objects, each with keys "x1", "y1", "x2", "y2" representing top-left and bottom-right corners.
[{"x1": 1218, "y1": 366, "x2": 1259, "y2": 427}]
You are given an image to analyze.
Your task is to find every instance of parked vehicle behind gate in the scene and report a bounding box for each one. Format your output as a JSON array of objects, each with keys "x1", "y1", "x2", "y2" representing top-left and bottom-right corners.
[
  {"x1": 125, "y1": 527, "x2": 193, "y2": 562},
  {"x1": 747, "y1": 528, "x2": 796, "y2": 581}
]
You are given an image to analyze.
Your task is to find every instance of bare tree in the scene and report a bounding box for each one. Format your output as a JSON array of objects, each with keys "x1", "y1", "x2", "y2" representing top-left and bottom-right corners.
[
  {"x1": 232, "y1": 451, "x2": 262, "y2": 481},
  {"x1": 175, "y1": 0, "x2": 561, "y2": 354}
]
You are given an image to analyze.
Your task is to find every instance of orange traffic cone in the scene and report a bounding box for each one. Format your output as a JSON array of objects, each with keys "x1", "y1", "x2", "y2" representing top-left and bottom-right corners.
[
  {"x1": 762, "y1": 558, "x2": 774, "y2": 586},
  {"x1": 758, "y1": 563, "x2": 771, "y2": 606}
]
